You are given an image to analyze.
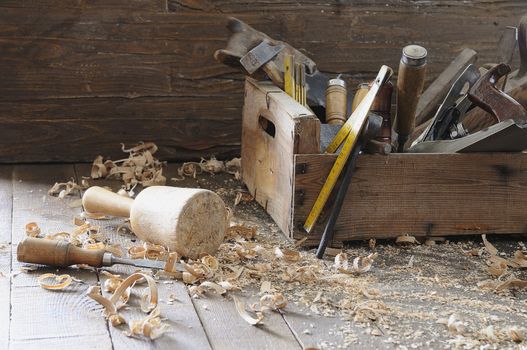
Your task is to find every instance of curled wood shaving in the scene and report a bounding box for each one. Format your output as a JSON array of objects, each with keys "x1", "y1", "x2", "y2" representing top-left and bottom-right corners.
[
  {"x1": 510, "y1": 250, "x2": 527, "y2": 268},
  {"x1": 87, "y1": 286, "x2": 125, "y2": 326},
  {"x1": 164, "y1": 252, "x2": 179, "y2": 272},
  {"x1": 507, "y1": 326, "x2": 526, "y2": 343},
  {"x1": 233, "y1": 296, "x2": 264, "y2": 326},
  {"x1": 274, "y1": 247, "x2": 301, "y2": 262},
  {"x1": 38, "y1": 273, "x2": 73, "y2": 290},
  {"x1": 260, "y1": 293, "x2": 287, "y2": 310},
  {"x1": 482, "y1": 234, "x2": 498, "y2": 256},
  {"x1": 110, "y1": 273, "x2": 158, "y2": 312},
  {"x1": 218, "y1": 280, "x2": 242, "y2": 292},
  {"x1": 128, "y1": 242, "x2": 167, "y2": 260},
  {"x1": 201, "y1": 255, "x2": 219, "y2": 271},
  {"x1": 128, "y1": 306, "x2": 169, "y2": 340},
  {"x1": 25, "y1": 222, "x2": 41, "y2": 237},
  {"x1": 395, "y1": 235, "x2": 420, "y2": 245},
  {"x1": 334, "y1": 252, "x2": 377, "y2": 275},
  {"x1": 189, "y1": 281, "x2": 227, "y2": 297}
]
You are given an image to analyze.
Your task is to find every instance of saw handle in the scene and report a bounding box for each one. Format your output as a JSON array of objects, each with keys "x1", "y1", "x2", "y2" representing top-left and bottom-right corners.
[
  {"x1": 17, "y1": 237, "x2": 105, "y2": 268},
  {"x1": 82, "y1": 186, "x2": 133, "y2": 218}
]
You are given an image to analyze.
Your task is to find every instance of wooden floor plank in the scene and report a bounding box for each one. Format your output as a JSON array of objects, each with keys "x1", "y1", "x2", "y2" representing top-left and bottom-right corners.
[
  {"x1": 9, "y1": 164, "x2": 112, "y2": 350},
  {"x1": 160, "y1": 164, "x2": 302, "y2": 350},
  {"x1": 0, "y1": 166, "x2": 13, "y2": 350},
  {"x1": 191, "y1": 292, "x2": 302, "y2": 350},
  {"x1": 74, "y1": 163, "x2": 212, "y2": 350}
]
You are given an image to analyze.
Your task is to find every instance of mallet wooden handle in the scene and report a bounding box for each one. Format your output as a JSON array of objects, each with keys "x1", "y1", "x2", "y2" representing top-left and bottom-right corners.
[
  {"x1": 17, "y1": 237, "x2": 105, "y2": 267},
  {"x1": 82, "y1": 186, "x2": 133, "y2": 218}
]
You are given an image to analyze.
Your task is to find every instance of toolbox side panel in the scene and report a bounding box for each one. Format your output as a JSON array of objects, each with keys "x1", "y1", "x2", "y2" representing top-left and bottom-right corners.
[
  {"x1": 293, "y1": 153, "x2": 527, "y2": 244},
  {"x1": 242, "y1": 78, "x2": 319, "y2": 235}
]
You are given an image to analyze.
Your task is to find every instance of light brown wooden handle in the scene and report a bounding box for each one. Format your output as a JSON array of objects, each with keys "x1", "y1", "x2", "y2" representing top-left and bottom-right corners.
[
  {"x1": 82, "y1": 186, "x2": 133, "y2": 217},
  {"x1": 17, "y1": 237, "x2": 105, "y2": 267}
]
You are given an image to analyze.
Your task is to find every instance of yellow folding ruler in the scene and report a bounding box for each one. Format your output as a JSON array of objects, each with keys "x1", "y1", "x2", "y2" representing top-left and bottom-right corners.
[{"x1": 303, "y1": 65, "x2": 393, "y2": 233}]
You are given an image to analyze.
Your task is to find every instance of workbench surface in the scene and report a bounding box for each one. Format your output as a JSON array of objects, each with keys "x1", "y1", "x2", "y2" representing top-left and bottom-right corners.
[{"x1": 1, "y1": 164, "x2": 526, "y2": 350}]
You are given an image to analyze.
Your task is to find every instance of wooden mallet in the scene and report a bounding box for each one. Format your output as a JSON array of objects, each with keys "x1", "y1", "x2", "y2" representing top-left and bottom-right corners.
[{"x1": 82, "y1": 186, "x2": 228, "y2": 259}]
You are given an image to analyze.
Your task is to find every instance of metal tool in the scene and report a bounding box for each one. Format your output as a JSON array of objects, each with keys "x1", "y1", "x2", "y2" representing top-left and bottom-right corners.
[
  {"x1": 468, "y1": 63, "x2": 527, "y2": 124},
  {"x1": 408, "y1": 119, "x2": 527, "y2": 153},
  {"x1": 303, "y1": 65, "x2": 393, "y2": 233},
  {"x1": 215, "y1": 17, "x2": 329, "y2": 107},
  {"x1": 325, "y1": 75, "x2": 348, "y2": 125},
  {"x1": 394, "y1": 45, "x2": 427, "y2": 152},
  {"x1": 240, "y1": 40, "x2": 285, "y2": 74},
  {"x1": 17, "y1": 237, "x2": 184, "y2": 271},
  {"x1": 316, "y1": 114, "x2": 383, "y2": 259},
  {"x1": 414, "y1": 48, "x2": 477, "y2": 126},
  {"x1": 412, "y1": 64, "x2": 480, "y2": 145}
]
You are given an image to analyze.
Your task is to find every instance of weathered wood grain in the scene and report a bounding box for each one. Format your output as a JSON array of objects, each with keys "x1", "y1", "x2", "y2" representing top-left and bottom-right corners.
[
  {"x1": 1, "y1": 1, "x2": 527, "y2": 162},
  {"x1": 242, "y1": 78, "x2": 320, "y2": 236},
  {"x1": 0, "y1": 166, "x2": 13, "y2": 350},
  {"x1": 9, "y1": 164, "x2": 112, "y2": 350},
  {"x1": 293, "y1": 153, "x2": 527, "y2": 242},
  {"x1": 191, "y1": 292, "x2": 302, "y2": 350},
  {"x1": 74, "y1": 164, "x2": 212, "y2": 350}
]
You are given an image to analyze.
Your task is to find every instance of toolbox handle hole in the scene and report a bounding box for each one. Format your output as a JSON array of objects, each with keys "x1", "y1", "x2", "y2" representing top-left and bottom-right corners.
[{"x1": 259, "y1": 115, "x2": 276, "y2": 138}]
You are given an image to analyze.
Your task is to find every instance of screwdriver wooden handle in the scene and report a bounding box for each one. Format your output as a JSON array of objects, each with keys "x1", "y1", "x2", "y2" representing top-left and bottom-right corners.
[
  {"x1": 17, "y1": 237, "x2": 105, "y2": 267},
  {"x1": 395, "y1": 45, "x2": 427, "y2": 152},
  {"x1": 82, "y1": 186, "x2": 133, "y2": 217}
]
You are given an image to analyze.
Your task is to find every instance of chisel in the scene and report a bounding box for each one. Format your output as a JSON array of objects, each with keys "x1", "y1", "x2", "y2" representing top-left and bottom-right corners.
[
  {"x1": 17, "y1": 237, "x2": 184, "y2": 271},
  {"x1": 394, "y1": 45, "x2": 427, "y2": 152}
]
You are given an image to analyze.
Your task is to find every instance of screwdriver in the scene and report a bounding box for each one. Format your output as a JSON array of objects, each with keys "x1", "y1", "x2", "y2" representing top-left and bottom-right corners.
[{"x1": 17, "y1": 237, "x2": 184, "y2": 271}]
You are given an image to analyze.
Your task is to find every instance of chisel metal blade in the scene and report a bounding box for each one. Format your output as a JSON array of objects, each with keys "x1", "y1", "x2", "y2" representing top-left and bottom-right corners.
[{"x1": 109, "y1": 256, "x2": 184, "y2": 272}]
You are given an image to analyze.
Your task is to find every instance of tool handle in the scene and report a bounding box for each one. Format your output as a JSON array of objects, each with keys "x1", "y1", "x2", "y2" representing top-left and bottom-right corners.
[
  {"x1": 17, "y1": 237, "x2": 105, "y2": 267},
  {"x1": 82, "y1": 186, "x2": 133, "y2": 218},
  {"x1": 396, "y1": 63, "x2": 426, "y2": 138}
]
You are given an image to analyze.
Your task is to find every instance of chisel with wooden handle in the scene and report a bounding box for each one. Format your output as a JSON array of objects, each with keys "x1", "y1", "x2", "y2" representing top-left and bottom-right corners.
[
  {"x1": 395, "y1": 45, "x2": 427, "y2": 152},
  {"x1": 17, "y1": 237, "x2": 184, "y2": 271}
]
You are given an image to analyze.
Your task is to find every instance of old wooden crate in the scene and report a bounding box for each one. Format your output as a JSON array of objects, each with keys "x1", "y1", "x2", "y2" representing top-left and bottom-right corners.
[{"x1": 241, "y1": 77, "x2": 527, "y2": 245}]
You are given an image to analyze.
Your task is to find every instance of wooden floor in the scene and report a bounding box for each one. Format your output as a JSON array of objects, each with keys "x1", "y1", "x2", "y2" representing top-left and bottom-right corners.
[{"x1": 1, "y1": 163, "x2": 526, "y2": 350}]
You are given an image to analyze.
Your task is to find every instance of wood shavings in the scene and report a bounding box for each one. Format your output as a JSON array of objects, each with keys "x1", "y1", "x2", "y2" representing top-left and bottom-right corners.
[
  {"x1": 233, "y1": 296, "x2": 264, "y2": 326},
  {"x1": 510, "y1": 250, "x2": 527, "y2": 267},
  {"x1": 260, "y1": 293, "x2": 287, "y2": 310},
  {"x1": 87, "y1": 286, "x2": 125, "y2": 326},
  {"x1": 437, "y1": 314, "x2": 467, "y2": 336},
  {"x1": 226, "y1": 225, "x2": 257, "y2": 240},
  {"x1": 163, "y1": 252, "x2": 179, "y2": 273},
  {"x1": 334, "y1": 252, "x2": 377, "y2": 275},
  {"x1": 353, "y1": 300, "x2": 388, "y2": 323},
  {"x1": 201, "y1": 255, "x2": 219, "y2": 271},
  {"x1": 189, "y1": 281, "x2": 227, "y2": 297},
  {"x1": 91, "y1": 142, "x2": 166, "y2": 190},
  {"x1": 110, "y1": 273, "x2": 158, "y2": 312},
  {"x1": 507, "y1": 326, "x2": 525, "y2": 343},
  {"x1": 172, "y1": 157, "x2": 242, "y2": 181},
  {"x1": 128, "y1": 242, "x2": 167, "y2": 260},
  {"x1": 38, "y1": 273, "x2": 73, "y2": 290},
  {"x1": 128, "y1": 306, "x2": 169, "y2": 340},
  {"x1": 274, "y1": 247, "x2": 301, "y2": 262},
  {"x1": 25, "y1": 222, "x2": 41, "y2": 237},
  {"x1": 481, "y1": 234, "x2": 498, "y2": 256},
  {"x1": 395, "y1": 235, "x2": 420, "y2": 245},
  {"x1": 48, "y1": 179, "x2": 88, "y2": 198},
  {"x1": 200, "y1": 157, "x2": 225, "y2": 174},
  {"x1": 361, "y1": 288, "x2": 381, "y2": 299}
]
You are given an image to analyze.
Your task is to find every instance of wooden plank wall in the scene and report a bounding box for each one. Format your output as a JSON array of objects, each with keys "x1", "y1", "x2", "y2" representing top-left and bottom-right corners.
[{"x1": 1, "y1": 0, "x2": 526, "y2": 162}]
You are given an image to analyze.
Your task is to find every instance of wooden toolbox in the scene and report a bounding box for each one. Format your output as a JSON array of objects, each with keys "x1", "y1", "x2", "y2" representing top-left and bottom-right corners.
[{"x1": 241, "y1": 77, "x2": 527, "y2": 245}]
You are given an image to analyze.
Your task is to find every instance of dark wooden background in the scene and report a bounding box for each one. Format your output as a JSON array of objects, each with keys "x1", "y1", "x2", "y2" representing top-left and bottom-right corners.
[{"x1": 1, "y1": 0, "x2": 526, "y2": 162}]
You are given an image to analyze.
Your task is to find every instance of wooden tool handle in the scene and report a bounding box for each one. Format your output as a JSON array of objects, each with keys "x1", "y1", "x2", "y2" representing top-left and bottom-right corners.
[
  {"x1": 82, "y1": 186, "x2": 133, "y2": 217},
  {"x1": 17, "y1": 237, "x2": 105, "y2": 267}
]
